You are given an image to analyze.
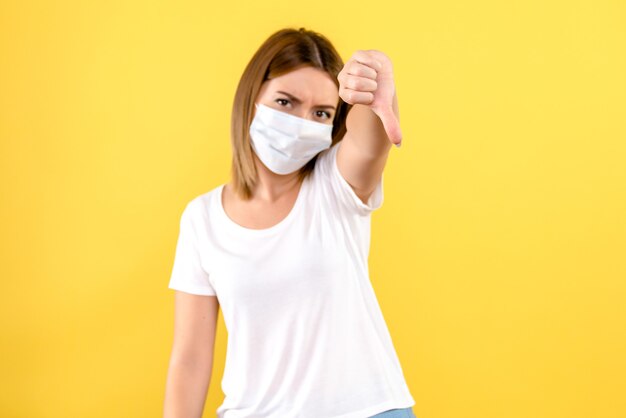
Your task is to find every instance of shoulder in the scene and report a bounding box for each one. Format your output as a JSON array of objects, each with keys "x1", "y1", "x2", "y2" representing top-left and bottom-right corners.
[
  {"x1": 309, "y1": 142, "x2": 338, "y2": 188},
  {"x1": 315, "y1": 141, "x2": 338, "y2": 173},
  {"x1": 313, "y1": 141, "x2": 384, "y2": 217},
  {"x1": 180, "y1": 185, "x2": 221, "y2": 223}
]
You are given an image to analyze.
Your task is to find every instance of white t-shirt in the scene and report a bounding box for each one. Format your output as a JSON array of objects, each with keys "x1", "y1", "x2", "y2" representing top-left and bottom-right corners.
[{"x1": 168, "y1": 140, "x2": 416, "y2": 418}]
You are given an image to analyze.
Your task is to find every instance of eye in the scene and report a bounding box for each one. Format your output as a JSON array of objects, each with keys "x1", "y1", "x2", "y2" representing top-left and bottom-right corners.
[
  {"x1": 316, "y1": 110, "x2": 332, "y2": 119},
  {"x1": 275, "y1": 98, "x2": 290, "y2": 107}
]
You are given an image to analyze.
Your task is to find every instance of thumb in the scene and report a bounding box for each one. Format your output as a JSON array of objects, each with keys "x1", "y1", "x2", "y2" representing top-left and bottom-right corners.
[{"x1": 375, "y1": 106, "x2": 402, "y2": 145}]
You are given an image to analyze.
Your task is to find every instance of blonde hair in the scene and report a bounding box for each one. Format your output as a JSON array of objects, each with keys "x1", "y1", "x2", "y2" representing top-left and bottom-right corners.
[{"x1": 230, "y1": 27, "x2": 351, "y2": 200}]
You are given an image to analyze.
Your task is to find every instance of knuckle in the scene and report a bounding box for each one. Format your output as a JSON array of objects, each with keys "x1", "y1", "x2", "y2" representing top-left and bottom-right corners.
[
  {"x1": 339, "y1": 88, "x2": 353, "y2": 103},
  {"x1": 359, "y1": 78, "x2": 376, "y2": 91}
]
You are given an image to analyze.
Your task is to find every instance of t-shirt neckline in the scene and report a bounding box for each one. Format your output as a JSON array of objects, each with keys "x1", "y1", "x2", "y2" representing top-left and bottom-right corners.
[{"x1": 216, "y1": 176, "x2": 309, "y2": 237}]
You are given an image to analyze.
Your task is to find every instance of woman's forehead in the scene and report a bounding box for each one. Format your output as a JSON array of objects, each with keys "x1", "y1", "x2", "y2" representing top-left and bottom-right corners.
[{"x1": 266, "y1": 68, "x2": 338, "y2": 100}]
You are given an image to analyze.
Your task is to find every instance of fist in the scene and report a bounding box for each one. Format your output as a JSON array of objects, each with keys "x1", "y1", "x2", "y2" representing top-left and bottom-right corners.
[{"x1": 337, "y1": 49, "x2": 402, "y2": 144}]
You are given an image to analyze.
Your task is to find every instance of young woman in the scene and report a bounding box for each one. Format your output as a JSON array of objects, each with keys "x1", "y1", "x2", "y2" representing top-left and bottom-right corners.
[{"x1": 163, "y1": 27, "x2": 416, "y2": 418}]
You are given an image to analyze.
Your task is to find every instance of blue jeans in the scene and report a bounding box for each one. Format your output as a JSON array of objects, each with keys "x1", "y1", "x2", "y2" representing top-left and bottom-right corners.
[{"x1": 369, "y1": 406, "x2": 416, "y2": 418}]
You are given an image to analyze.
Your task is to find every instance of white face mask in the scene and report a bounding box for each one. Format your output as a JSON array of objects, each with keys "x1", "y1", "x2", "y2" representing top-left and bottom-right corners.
[{"x1": 249, "y1": 103, "x2": 333, "y2": 175}]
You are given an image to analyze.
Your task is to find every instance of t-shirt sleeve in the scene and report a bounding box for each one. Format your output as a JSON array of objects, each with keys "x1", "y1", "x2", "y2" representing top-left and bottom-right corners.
[
  {"x1": 168, "y1": 200, "x2": 217, "y2": 296},
  {"x1": 317, "y1": 140, "x2": 384, "y2": 217}
]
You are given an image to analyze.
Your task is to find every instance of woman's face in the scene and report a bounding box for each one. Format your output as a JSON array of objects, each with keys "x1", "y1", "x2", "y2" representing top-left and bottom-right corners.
[{"x1": 254, "y1": 66, "x2": 339, "y2": 125}]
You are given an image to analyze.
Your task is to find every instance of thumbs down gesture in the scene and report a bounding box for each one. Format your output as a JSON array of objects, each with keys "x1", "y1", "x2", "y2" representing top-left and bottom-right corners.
[{"x1": 337, "y1": 49, "x2": 402, "y2": 146}]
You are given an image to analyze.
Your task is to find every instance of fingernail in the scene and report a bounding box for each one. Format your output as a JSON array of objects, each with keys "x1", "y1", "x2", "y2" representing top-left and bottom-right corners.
[{"x1": 395, "y1": 141, "x2": 402, "y2": 148}]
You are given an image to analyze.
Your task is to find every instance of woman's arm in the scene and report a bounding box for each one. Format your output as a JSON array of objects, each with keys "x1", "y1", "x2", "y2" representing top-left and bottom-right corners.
[
  {"x1": 336, "y1": 49, "x2": 401, "y2": 205},
  {"x1": 163, "y1": 291, "x2": 220, "y2": 418}
]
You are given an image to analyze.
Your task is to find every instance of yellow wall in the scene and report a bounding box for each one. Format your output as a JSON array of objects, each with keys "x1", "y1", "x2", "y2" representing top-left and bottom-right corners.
[{"x1": 1, "y1": 1, "x2": 624, "y2": 417}]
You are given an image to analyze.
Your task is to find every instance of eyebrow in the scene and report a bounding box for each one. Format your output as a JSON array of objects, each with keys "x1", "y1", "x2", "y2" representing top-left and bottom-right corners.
[{"x1": 275, "y1": 90, "x2": 336, "y2": 111}]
